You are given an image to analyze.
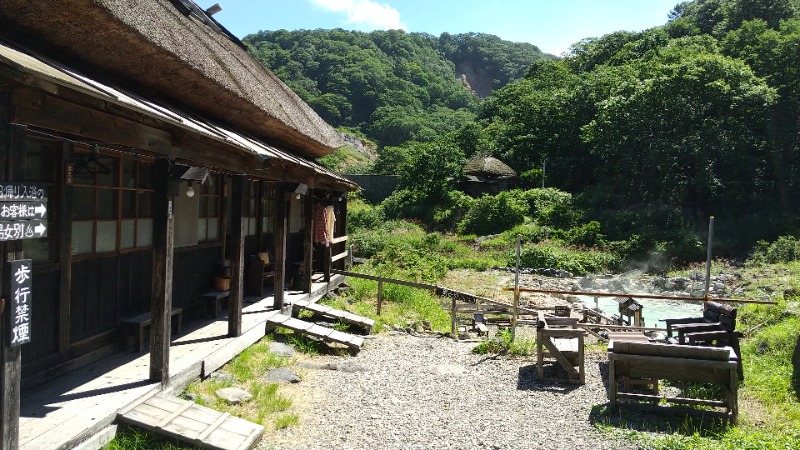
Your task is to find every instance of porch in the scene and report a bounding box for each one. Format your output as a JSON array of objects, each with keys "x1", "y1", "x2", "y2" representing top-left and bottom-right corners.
[{"x1": 19, "y1": 274, "x2": 344, "y2": 450}]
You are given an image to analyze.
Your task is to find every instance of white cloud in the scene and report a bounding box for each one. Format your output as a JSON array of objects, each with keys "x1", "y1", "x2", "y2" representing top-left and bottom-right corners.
[{"x1": 310, "y1": 0, "x2": 407, "y2": 30}]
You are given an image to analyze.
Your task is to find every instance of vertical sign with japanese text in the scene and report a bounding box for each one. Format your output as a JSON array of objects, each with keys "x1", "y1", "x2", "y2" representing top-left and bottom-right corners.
[{"x1": 8, "y1": 259, "x2": 32, "y2": 346}]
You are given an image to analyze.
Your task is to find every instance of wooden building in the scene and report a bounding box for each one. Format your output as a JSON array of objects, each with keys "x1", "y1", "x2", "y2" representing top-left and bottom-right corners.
[
  {"x1": 459, "y1": 155, "x2": 519, "y2": 197},
  {"x1": 0, "y1": 1, "x2": 356, "y2": 447}
]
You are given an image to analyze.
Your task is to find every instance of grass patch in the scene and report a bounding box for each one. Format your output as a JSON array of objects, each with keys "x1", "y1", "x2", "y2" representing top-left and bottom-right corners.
[
  {"x1": 182, "y1": 337, "x2": 294, "y2": 427},
  {"x1": 472, "y1": 328, "x2": 536, "y2": 356},
  {"x1": 274, "y1": 413, "x2": 300, "y2": 429},
  {"x1": 322, "y1": 277, "x2": 451, "y2": 333},
  {"x1": 108, "y1": 425, "x2": 198, "y2": 450}
]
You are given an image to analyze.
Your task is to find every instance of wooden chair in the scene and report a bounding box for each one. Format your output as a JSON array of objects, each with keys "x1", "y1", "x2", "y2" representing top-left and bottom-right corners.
[
  {"x1": 536, "y1": 316, "x2": 585, "y2": 384},
  {"x1": 662, "y1": 301, "x2": 743, "y2": 380}
]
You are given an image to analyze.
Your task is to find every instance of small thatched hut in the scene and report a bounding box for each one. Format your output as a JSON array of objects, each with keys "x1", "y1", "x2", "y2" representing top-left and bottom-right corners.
[{"x1": 460, "y1": 155, "x2": 518, "y2": 196}]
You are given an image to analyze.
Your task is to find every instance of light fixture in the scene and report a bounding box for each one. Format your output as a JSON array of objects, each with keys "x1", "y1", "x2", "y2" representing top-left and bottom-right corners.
[
  {"x1": 186, "y1": 181, "x2": 195, "y2": 198},
  {"x1": 293, "y1": 183, "x2": 308, "y2": 196},
  {"x1": 295, "y1": 193, "x2": 301, "y2": 200},
  {"x1": 205, "y1": 3, "x2": 222, "y2": 16}
]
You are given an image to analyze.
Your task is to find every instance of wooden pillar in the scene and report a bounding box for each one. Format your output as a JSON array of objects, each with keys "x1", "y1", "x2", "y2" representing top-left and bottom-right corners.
[
  {"x1": 218, "y1": 176, "x2": 228, "y2": 265},
  {"x1": 302, "y1": 190, "x2": 314, "y2": 293},
  {"x1": 228, "y1": 176, "x2": 245, "y2": 337},
  {"x1": 149, "y1": 158, "x2": 173, "y2": 386},
  {"x1": 337, "y1": 193, "x2": 348, "y2": 270},
  {"x1": 272, "y1": 190, "x2": 288, "y2": 310},
  {"x1": 1, "y1": 118, "x2": 26, "y2": 450},
  {"x1": 58, "y1": 142, "x2": 73, "y2": 358}
]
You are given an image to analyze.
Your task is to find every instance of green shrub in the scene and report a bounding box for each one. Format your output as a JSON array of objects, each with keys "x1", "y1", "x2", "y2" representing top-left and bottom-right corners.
[
  {"x1": 751, "y1": 235, "x2": 800, "y2": 264},
  {"x1": 556, "y1": 220, "x2": 606, "y2": 247},
  {"x1": 514, "y1": 242, "x2": 621, "y2": 275},
  {"x1": 457, "y1": 191, "x2": 527, "y2": 235},
  {"x1": 347, "y1": 198, "x2": 385, "y2": 233},
  {"x1": 521, "y1": 188, "x2": 574, "y2": 221}
]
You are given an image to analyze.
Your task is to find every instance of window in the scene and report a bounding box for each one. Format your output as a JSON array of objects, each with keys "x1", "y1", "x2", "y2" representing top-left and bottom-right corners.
[
  {"x1": 244, "y1": 180, "x2": 257, "y2": 236},
  {"x1": 197, "y1": 174, "x2": 221, "y2": 242},
  {"x1": 71, "y1": 147, "x2": 153, "y2": 255},
  {"x1": 261, "y1": 183, "x2": 276, "y2": 234}
]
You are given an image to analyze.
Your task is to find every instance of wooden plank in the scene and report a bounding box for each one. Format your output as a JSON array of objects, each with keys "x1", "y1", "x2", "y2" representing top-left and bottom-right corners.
[
  {"x1": 196, "y1": 412, "x2": 230, "y2": 442},
  {"x1": 611, "y1": 341, "x2": 732, "y2": 361},
  {"x1": 228, "y1": 176, "x2": 245, "y2": 337},
  {"x1": 617, "y1": 393, "x2": 727, "y2": 408},
  {"x1": 330, "y1": 251, "x2": 348, "y2": 263},
  {"x1": 330, "y1": 235, "x2": 348, "y2": 244},
  {"x1": 156, "y1": 401, "x2": 195, "y2": 428}
]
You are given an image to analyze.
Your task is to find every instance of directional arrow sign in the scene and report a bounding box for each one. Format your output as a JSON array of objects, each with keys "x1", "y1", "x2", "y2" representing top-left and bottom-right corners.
[
  {"x1": 0, "y1": 202, "x2": 47, "y2": 220},
  {"x1": 0, "y1": 220, "x2": 47, "y2": 241}
]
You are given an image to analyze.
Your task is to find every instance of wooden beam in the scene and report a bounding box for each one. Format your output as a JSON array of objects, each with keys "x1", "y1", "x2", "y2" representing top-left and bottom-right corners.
[
  {"x1": 272, "y1": 191, "x2": 288, "y2": 311},
  {"x1": 302, "y1": 191, "x2": 313, "y2": 293},
  {"x1": 12, "y1": 93, "x2": 172, "y2": 154},
  {"x1": 228, "y1": 176, "x2": 245, "y2": 337},
  {"x1": 58, "y1": 141, "x2": 73, "y2": 358},
  {"x1": 149, "y1": 158, "x2": 173, "y2": 386}
]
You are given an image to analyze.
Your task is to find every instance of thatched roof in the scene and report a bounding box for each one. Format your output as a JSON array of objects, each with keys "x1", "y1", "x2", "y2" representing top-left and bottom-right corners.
[
  {"x1": 463, "y1": 156, "x2": 517, "y2": 178},
  {"x1": 0, "y1": 0, "x2": 343, "y2": 158},
  {"x1": 0, "y1": 40, "x2": 357, "y2": 191}
]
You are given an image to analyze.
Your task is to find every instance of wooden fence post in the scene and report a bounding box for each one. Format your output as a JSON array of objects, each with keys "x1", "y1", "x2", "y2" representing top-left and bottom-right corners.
[
  {"x1": 451, "y1": 297, "x2": 457, "y2": 337},
  {"x1": 376, "y1": 281, "x2": 383, "y2": 316}
]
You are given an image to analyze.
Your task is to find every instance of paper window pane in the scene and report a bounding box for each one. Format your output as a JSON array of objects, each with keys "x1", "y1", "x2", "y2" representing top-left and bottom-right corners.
[
  {"x1": 95, "y1": 220, "x2": 117, "y2": 252},
  {"x1": 136, "y1": 219, "x2": 152, "y2": 247},
  {"x1": 247, "y1": 218, "x2": 256, "y2": 236},
  {"x1": 71, "y1": 221, "x2": 94, "y2": 255},
  {"x1": 197, "y1": 218, "x2": 207, "y2": 242},
  {"x1": 208, "y1": 217, "x2": 219, "y2": 240}
]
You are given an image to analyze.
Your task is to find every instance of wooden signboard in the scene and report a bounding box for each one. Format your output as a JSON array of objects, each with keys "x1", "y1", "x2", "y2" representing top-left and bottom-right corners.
[
  {"x1": 0, "y1": 183, "x2": 48, "y2": 241},
  {"x1": 8, "y1": 259, "x2": 32, "y2": 347}
]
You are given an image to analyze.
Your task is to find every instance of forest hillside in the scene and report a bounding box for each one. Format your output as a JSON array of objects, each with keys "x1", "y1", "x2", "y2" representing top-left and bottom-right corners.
[{"x1": 247, "y1": 0, "x2": 800, "y2": 260}]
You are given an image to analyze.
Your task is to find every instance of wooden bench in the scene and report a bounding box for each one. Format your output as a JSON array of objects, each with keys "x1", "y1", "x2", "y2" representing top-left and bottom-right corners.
[
  {"x1": 608, "y1": 341, "x2": 739, "y2": 423},
  {"x1": 201, "y1": 290, "x2": 230, "y2": 318},
  {"x1": 536, "y1": 316, "x2": 586, "y2": 384},
  {"x1": 246, "y1": 254, "x2": 275, "y2": 297},
  {"x1": 120, "y1": 308, "x2": 183, "y2": 352},
  {"x1": 453, "y1": 303, "x2": 510, "y2": 335}
]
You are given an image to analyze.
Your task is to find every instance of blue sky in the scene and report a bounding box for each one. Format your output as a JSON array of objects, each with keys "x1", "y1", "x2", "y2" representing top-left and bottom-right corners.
[{"x1": 196, "y1": 0, "x2": 678, "y2": 56}]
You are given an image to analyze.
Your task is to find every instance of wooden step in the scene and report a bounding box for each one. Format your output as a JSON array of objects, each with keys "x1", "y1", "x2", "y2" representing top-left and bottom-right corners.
[
  {"x1": 291, "y1": 299, "x2": 375, "y2": 333},
  {"x1": 117, "y1": 393, "x2": 263, "y2": 450},
  {"x1": 266, "y1": 314, "x2": 365, "y2": 352}
]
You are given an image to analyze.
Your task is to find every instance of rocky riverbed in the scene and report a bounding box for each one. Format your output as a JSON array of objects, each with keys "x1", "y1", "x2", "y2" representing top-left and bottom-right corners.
[{"x1": 262, "y1": 331, "x2": 636, "y2": 450}]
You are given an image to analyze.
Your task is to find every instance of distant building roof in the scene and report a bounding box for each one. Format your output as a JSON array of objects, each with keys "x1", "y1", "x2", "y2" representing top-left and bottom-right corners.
[
  {"x1": 0, "y1": 0, "x2": 343, "y2": 158},
  {"x1": 464, "y1": 156, "x2": 517, "y2": 179}
]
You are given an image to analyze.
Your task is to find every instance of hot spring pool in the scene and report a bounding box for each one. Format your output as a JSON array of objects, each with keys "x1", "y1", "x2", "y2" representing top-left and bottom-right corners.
[{"x1": 581, "y1": 295, "x2": 704, "y2": 327}]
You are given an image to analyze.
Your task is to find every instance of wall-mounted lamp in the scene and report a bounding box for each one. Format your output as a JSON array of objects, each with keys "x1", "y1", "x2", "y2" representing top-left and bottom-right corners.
[
  {"x1": 186, "y1": 181, "x2": 195, "y2": 198},
  {"x1": 293, "y1": 183, "x2": 308, "y2": 196}
]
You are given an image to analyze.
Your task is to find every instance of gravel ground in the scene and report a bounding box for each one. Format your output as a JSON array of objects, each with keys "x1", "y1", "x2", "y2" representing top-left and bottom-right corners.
[{"x1": 262, "y1": 330, "x2": 638, "y2": 450}]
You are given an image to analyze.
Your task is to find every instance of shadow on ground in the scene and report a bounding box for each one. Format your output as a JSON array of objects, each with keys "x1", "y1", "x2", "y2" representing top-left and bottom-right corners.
[{"x1": 516, "y1": 364, "x2": 580, "y2": 394}]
